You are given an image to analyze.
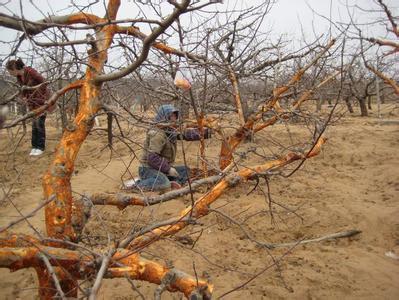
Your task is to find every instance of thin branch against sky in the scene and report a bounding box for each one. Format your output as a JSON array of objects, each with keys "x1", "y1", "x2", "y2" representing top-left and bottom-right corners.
[{"x1": 0, "y1": 0, "x2": 397, "y2": 65}]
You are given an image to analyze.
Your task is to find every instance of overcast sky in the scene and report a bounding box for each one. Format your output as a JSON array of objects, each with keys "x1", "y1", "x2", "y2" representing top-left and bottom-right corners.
[{"x1": 0, "y1": 0, "x2": 397, "y2": 64}]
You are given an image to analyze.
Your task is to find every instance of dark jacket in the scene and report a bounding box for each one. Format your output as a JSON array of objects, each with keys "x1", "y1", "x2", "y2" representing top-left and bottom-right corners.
[
  {"x1": 140, "y1": 104, "x2": 211, "y2": 173},
  {"x1": 17, "y1": 66, "x2": 50, "y2": 110}
]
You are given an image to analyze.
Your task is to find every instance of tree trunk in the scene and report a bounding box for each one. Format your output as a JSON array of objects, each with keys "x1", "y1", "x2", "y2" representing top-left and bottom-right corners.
[
  {"x1": 358, "y1": 98, "x2": 368, "y2": 116},
  {"x1": 74, "y1": 90, "x2": 79, "y2": 117},
  {"x1": 316, "y1": 98, "x2": 323, "y2": 112},
  {"x1": 344, "y1": 96, "x2": 354, "y2": 113},
  {"x1": 381, "y1": 89, "x2": 385, "y2": 104},
  {"x1": 107, "y1": 112, "x2": 113, "y2": 146},
  {"x1": 59, "y1": 96, "x2": 68, "y2": 131},
  {"x1": 178, "y1": 97, "x2": 190, "y2": 119},
  {"x1": 41, "y1": 2, "x2": 121, "y2": 297},
  {"x1": 19, "y1": 105, "x2": 27, "y2": 134},
  {"x1": 227, "y1": 67, "x2": 246, "y2": 126}
]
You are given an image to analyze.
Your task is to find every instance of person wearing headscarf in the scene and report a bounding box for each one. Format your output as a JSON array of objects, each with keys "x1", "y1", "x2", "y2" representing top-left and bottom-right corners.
[{"x1": 134, "y1": 104, "x2": 211, "y2": 192}]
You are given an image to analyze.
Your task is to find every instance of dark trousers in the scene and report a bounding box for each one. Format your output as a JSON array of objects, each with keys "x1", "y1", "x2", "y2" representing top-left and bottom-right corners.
[{"x1": 32, "y1": 114, "x2": 46, "y2": 150}]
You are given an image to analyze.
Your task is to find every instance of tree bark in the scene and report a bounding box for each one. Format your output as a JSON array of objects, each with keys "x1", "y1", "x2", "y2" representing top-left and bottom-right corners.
[
  {"x1": 358, "y1": 98, "x2": 368, "y2": 116},
  {"x1": 344, "y1": 96, "x2": 354, "y2": 113},
  {"x1": 218, "y1": 40, "x2": 336, "y2": 170},
  {"x1": 107, "y1": 112, "x2": 113, "y2": 146},
  {"x1": 0, "y1": 246, "x2": 212, "y2": 299},
  {"x1": 125, "y1": 137, "x2": 326, "y2": 251}
]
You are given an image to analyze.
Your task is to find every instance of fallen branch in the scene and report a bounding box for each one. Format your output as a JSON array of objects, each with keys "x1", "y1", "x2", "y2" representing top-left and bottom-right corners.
[
  {"x1": 269, "y1": 229, "x2": 361, "y2": 248},
  {"x1": 187, "y1": 199, "x2": 360, "y2": 250},
  {"x1": 0, "y1": 232, "x2": 43, "y2": 248},
  {"x1": 154, "y1": 270, "x2": 177, "y2": 300},
  {"x1": 90, "y1": 175, "x2": 222, "y2": 209},
  {"x1": 126, "y1": 138, "x2": 326, "y2": 251}
]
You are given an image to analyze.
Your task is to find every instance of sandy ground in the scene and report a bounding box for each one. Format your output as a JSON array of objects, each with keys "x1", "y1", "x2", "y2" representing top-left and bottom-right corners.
[{"x1": 0, "y1": 103, "x2": 398, "y2": 299}]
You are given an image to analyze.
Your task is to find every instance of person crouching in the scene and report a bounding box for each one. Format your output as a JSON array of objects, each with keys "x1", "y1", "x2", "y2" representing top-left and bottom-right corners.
[{"x1": 136, "y1": 104, "x2": 211, "y2": 192}]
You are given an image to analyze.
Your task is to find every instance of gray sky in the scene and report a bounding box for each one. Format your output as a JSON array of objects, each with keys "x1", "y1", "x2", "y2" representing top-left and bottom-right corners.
[{"x1": 0, "y1": 0, "x2": 397, "y2": 64}]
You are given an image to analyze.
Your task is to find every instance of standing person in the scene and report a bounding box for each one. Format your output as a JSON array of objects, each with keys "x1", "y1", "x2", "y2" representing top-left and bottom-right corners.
[
  {"x1": 6, "y1": 58, "x2": 50, "y2": 156},
  {"x1": 129, "y1": 104, "x2": 211, "y2": 192}
]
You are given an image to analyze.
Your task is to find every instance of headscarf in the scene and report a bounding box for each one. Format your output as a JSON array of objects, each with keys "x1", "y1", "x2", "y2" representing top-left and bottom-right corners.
[{"x1": 154, "y1": 104, "x2": 179, "y2": 142}]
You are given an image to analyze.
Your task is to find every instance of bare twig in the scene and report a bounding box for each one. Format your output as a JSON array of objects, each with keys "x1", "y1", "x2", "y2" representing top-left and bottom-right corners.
[{"x1": 0, "y1": 196, "x2": 55, "y2": 233}]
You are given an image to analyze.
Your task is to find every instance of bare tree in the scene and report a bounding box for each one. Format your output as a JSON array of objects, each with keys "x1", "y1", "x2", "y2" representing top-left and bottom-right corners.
[
  {"x1": 350, "y1": 0, "x2": 399, "y2": 96},
  {"x1": 0, "y1": 1, "x2": 359, "y2": 299}
]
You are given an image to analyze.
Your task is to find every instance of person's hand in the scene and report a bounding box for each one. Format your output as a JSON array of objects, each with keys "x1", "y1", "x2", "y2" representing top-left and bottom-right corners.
[{"x1": 168, "y1": 167, "x2": 179, "y2": 178}]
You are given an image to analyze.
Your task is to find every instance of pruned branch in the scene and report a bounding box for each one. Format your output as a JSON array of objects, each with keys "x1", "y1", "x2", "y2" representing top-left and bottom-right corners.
[
  {"x1": 254, "y1": 69, "x2": 342, "y2": 132},
  {"x1": 219, "y1": 39, "x2": 335, "y2": 169},
  {"x1": 0, "y1": 12, "x2": 103, "y2": 35},
  {"x1": 94, "y1": 0, "x2": 191, "y2": 84},
  {"x1": 114, "y1": 25, "x2": 205, "y2": 62},
  {"x1": 366, "y1": 63, "x2": 399, "y2": 95},
  {"x1": 126, "y1": 138, "x2": 326, "y2": 252},
  {"x1": 0, "y1": 246, "x2": 213, "y2": 298},
  {"x1": 91, "y1": 175, "x2": 222, "y2": 209}
]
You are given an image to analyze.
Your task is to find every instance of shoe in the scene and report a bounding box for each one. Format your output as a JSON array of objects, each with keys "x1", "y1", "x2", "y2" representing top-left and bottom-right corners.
[
  {"x1": 121, "y1": 178, "x2": 141, "y2": 191},
  {"x1": 31, "y1": 149, "x2": 44, "y2": 156},
  {"x1": 170, "y1": 181, "x2": 182, "y2": 190},
  {"x1": 29, "y1": 149, "x2": 36, "y2": 156}
]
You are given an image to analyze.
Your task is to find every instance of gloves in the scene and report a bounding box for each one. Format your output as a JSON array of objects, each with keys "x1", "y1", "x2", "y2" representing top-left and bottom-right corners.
[
  {"x1": 183, "y1": 127, "x2": 212, "y2": 141},
  {"x1": 168, "y1": 167, "x2": 179, "y2": 178}
]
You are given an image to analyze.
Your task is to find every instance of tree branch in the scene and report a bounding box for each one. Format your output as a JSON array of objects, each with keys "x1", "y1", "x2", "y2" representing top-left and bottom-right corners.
[
  {"x1": 94, "y1": 0, "x2": 191, "y2": 84},
  {"x1": 0, "y1": 246, "x2": 213, "y2": 298},
  {"x1": 3, "y1": 80, "x2": 84, "y2": 129},
  {"x1": 127, "y1": 138, "x2": 326, "y2": 252}
]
